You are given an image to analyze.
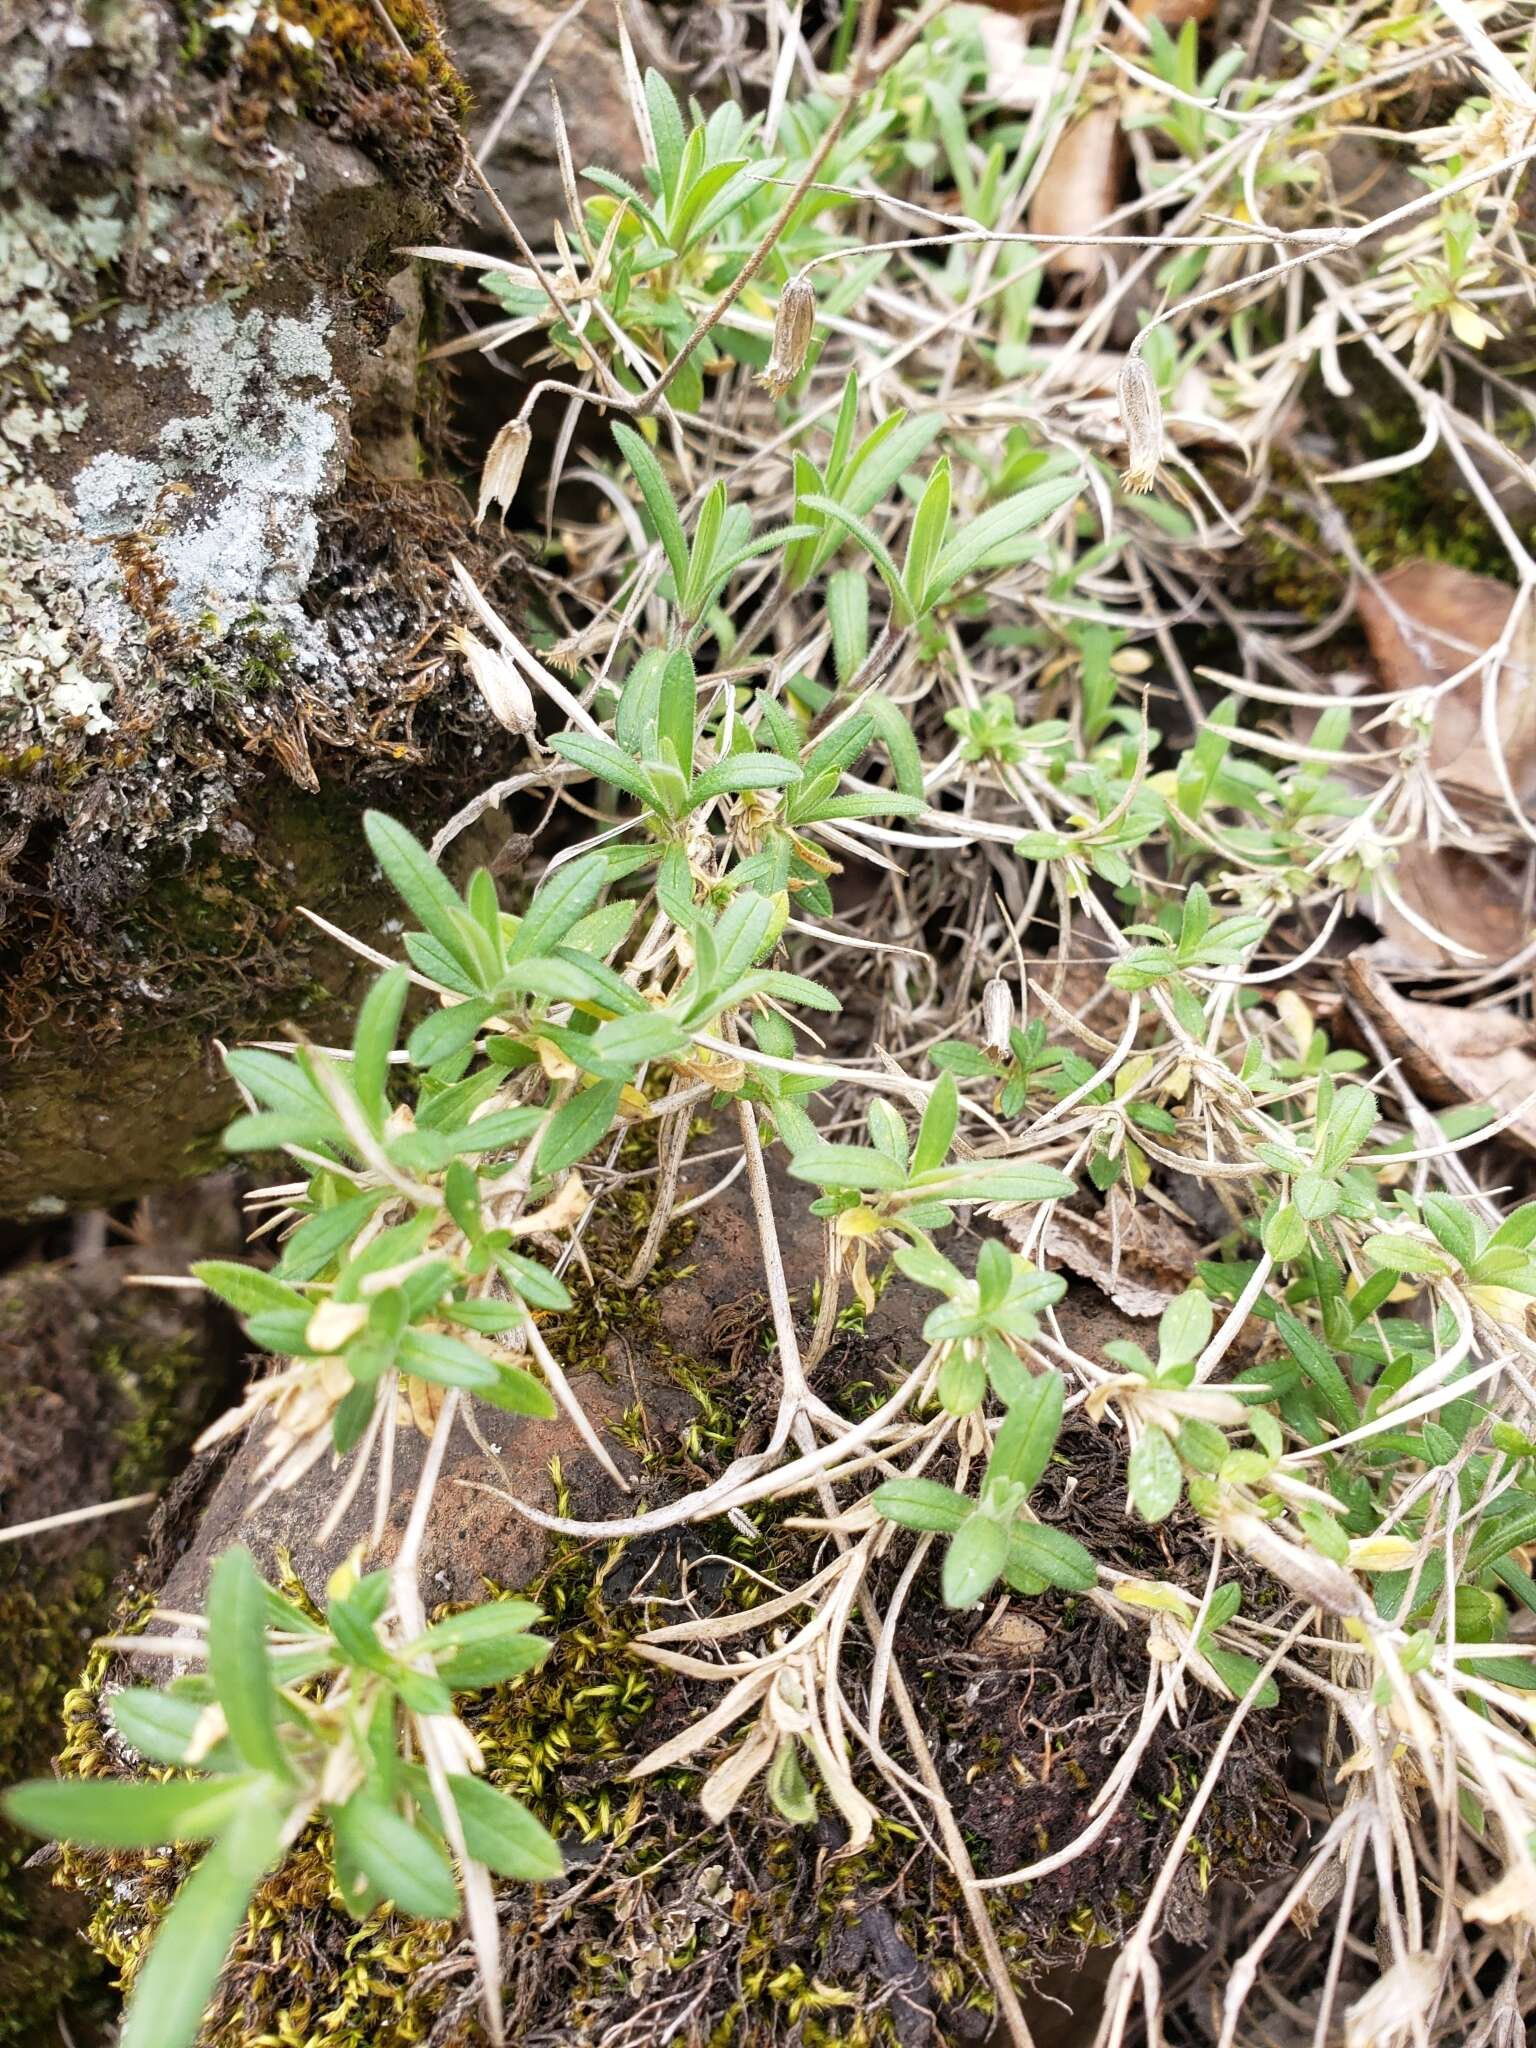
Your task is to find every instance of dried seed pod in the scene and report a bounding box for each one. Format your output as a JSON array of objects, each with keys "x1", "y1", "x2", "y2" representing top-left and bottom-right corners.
[
  {"x1": 450, "y1": 625, "x2": 537, "y2": 736},
  {"x1": 982, "y1": 977, "x2": 1015, "y2": 1056},
  {"x1": 477, "y1": 416, "x2": 532, "y2": 524},
  {"x1": 1116, "y1": 353, "x2": 1163, "y2": 494},
  {"x1": 759, "y1": 275, "x2": 817, "y2": 397}
]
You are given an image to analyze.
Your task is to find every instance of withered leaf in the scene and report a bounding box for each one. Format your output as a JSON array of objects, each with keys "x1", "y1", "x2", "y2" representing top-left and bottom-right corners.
[
  {"x1": 1028, "y1": 104, "x2": 1125, "y2": 281},
  {"x1": 1345, "y1": 951, "x2": 1536, "y2": 1159},
  {"x1": 1357, "y1": 561, "x2": 1536, "y2": 809},
  {"x1": 1035, "y1": 1190, "x2": 1200, "y2": 1320}
]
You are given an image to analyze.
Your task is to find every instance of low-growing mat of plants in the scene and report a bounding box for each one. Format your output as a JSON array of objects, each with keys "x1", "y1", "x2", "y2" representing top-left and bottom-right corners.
[{"x1": 11, "y1": 3, "x2": 1536, "y2": 2044}]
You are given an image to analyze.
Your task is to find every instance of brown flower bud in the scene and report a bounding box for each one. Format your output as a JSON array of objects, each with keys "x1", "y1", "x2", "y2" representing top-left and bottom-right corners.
[
  {"x1": 477, "y1": 416, "x2": 532, "y2": 525},
  {"x1": 759, "y1": 275, "x2": 817, "y2": 397},
  {"x1": 1116, "y1": 354, "x2": 1163, "y2": 495}
]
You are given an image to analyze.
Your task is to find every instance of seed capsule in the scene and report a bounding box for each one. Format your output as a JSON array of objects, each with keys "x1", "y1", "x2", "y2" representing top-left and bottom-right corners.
[
  {"x1": 759, "y1": 275, "x2": 817, "y2": 397},
  {"x1": 1116, "y1": 353, "x2": 1163, "y2": 495},
  {"x1": 450, "y1": 626, "x2": 536, "y2": 736},
  {"x1": 982, "y1": 977, "x2": 1014, "y2": 1057},
  {"x1": 477, "y1": 416, "x2": 532, "y2": 524}
]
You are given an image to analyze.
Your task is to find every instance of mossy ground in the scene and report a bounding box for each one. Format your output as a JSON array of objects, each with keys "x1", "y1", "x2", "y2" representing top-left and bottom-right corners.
[
  {"x1": 0, "y1": 1247, "x2": 242, "y2": 2043},
  {"x1": 46, "y1": 1191, "x2": 1301, "y2": 2047},
  {"x1": 1236, "y1": 385, "x2": 1527, "y2": 625}
]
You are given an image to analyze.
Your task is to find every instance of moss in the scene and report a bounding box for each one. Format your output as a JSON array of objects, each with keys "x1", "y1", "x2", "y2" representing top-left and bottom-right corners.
[
  {"x1": 1244, "y1": 402, "x2": 1520, "y2": 624},
  {"x1": 187, "y1": 0, "x2": 469, "y2": 212},
  {"x1": 0, "y1": 1232, "x2": 246, "y2": 2037},
  {"x1": 0, "y1": 1567, "x2": 120, "y2": 2045},
  {"x1": 44, "y1": 1206, "x2": 1300, "y2": 2044}
]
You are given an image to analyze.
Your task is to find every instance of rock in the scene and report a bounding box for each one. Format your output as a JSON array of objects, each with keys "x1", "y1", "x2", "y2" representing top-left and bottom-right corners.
[
  {"x1": 0, "y1": 1179, "x2": 246, "y2": 2044},
  {"x1": 446, "y1": 0, "x2": 664, "y2": 241},
  {"x1": 0, "y1": 0, "x2": 535, "y2": 1216}
]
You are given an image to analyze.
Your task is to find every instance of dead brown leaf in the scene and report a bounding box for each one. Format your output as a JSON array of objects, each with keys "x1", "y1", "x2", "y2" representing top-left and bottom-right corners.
[
  {"x1": 1357, "y1": 562, "x2": 1536, "y2": 809},
  {"x1": 1341, "y1": 561, "x2": 1536, "y2": 967},
  {"x1": 1345, "y1": 951, "x2": 1536, "y2": 1158},
  {"x1": 1132, "y1": 0, "x2": 1217, "y2": 20},
  {"x1": 1036, "y1": 1189, "x2": 1201, "y2": 1319},
  {"x1": 1029, "y1": 104, "x2": 1125, "y2": 280},
  {"x1": 1376, "y1": 842, "x2": 1531, "y2": 970}
]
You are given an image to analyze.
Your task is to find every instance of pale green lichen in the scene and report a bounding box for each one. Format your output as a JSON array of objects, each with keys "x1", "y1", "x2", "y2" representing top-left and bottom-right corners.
[
  {"x1": 0, "y1": 193, "x2": 124, "y2": 745},
  {"x1": 70, "y1": 297, "x2": 345, "y2": 657}
]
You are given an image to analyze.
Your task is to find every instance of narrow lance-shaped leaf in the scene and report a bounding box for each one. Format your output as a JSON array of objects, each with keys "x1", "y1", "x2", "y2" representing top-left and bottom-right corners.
[
  {"x1": 207, "y1": 1547, "x2": 290, "y2": 1781},
  {"x1": 119, "y1": 1794, "x2": 285, "y2": 2048}
]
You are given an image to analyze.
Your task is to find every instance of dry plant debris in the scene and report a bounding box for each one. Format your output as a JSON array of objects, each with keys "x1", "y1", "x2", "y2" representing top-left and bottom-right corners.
[{"x1": 10, "y1": 3, "x2": 1536, "y2": 2047}]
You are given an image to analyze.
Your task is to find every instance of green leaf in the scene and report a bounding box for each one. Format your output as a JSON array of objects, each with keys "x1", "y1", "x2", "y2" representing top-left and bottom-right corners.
[
  {"x1": 1275, "y1": 1310, "x2": 1357, "y2": 1435},
  {"x1": 276, "y1": 1195, "x2": 386, "y2": 1283},
  {"x1": 1362, "y1": 1233, "x2": 1453, "y2": 1278},
  {"x1": 613, "y1": 423, "x2": 689, "y2": 592},
  {"x1": 547, "y1": 729, "x2": 655, "y2": 804},
  {"x1": 192, "y1": 1262, "x2": 309, "y2": 1319},
  {"x1": 207, "y1": 1548, "x2": 289, "y2": 1780},
  {"x1": 1128, "y1": 1426, "x2": 1183, "y2": 1523},
  {"x1": 872, "y1": 1478, "x2": 971, "y2": 1534},
  {"x1": 928, "y1": 1163, "x2": 1074, "y2": 1203},
  {"x1": 539, "y1": 1081, "x2": 624, "y2": 1175},
  {"x1": 331, "y1": 1792, "x2": 459, "y2": 1920},
  {"x1": 866, "y1": 695, "x2": 925, "y2": 802},
  {"x1": 416, "y1": 1604, "x2": 552, "y2": 1689},
  {"x1": 109, "y1": 1690, "x2": 227, "y2": 1770},
  {"x1": 4, "y1": 1773, "x2": 254, "y2": 1849},
  {"x1": 799, "y1": 494, "x2": 913, "y2": 623},
  {"x1": 768, "y1": 1740, "x2": 818, "y2": 1825},
  {"x1": 689, "y1": 755, "x2": 802, "y2": 805},
  {"x1": 903, "y1": 459, "x2": 952, "y2": 612},
  {"x1": 644, "y1": 68, "x2": 686, "y2": 198},
  {"x1": 480, "y1": 1363, "x2": 559, "y2": 1419},
  {"x1": 408, "y1": 999, "x2": 499, "y2": 1069},
  {"x1": 942, "y1": 1514, "x2": 1008, "y2": 1609},
  {"x1": 119, "y1": 1793, "x2": 285, "y2": 2048},
  {"x1": 1292, "y1": 1172, "x2": 1339, "y2": 1223},
  {"x1": 1003, "y1": 1522, "x2": 1097, "y2": 1593},
  {"x1": 1200, "y1": 1646, "x2": 1278, "y2": 1711},
  {"x1": 364, "y1": 814, "x2": 476, "y2": 975},
  {"x1": 1317, "y1": 1086, "x2": 1377, "y2": 1173},
  {"x1": 1262, "y1": 1203, "x2": 1308, "y2": 1262},
  {"x1": 351, "y1": 966, "x2": 409, "y2": 1127},
  {"x1": 1422, "y1": 1194, "x2": 1477, "y2": 1268},
  {"x1": 444, "y1": 1774, "x2": 563, "y2": 1880},
  {"x1": 827, "y1": 567, "x2": 869, "y2": 686},
  {"x1": 925, "y1": 474, "x2": 1079, "y2": 600},
  {"x1": 1466, "y1": 1502, "x2": 1536, "y2": 1579},
  {"x1": 785, "y1": 1142, "x2": 908, "y2": 1192},
  {"x1": 1157, "y1": 1291, "x2": 1212, "y2": 1369},
  {"x1": 506, "y1": 856, "x2": 610, "y2": 967},
  {"x1": 911, "y1": 1072, "x2": 957, "y2": 1178},
  {"x1": 1489, "y1": 1203, "x2": 1536, "y2": 1252},
  {"x1": 986, "y1": 1369, "x2": 1063, "y2": 1497}
]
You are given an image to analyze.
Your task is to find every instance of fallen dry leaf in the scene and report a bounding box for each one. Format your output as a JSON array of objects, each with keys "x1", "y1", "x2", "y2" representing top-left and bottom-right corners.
[
  {"x1": 1343, "y1": 561, "x2": 1536, "y2": 966},
  {"x1": 1029, "y1": 104, "x2": 1125, "y2": 280},
  {"x1": 1375, "y1": 841, "x2": 1531, "y2": 970},
  {"x1": 1037, "y1": 1188, "x2": 1201, "y2": 1319},
  {"x1": 1345, "y1": 951, "x2": 1536, "y2": 1158},
  {"x1": 1132, "y1": 0, "x2": 1217, "y2": 20},
  {"x1": 1357, "y1": 562, "x2": 1536, "y2": 810}
]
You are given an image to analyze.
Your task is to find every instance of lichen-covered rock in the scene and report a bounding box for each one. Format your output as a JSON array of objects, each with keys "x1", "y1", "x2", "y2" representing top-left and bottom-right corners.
[{"x1": 0, "y1": 0, "x2": 529, "y2": 1215}]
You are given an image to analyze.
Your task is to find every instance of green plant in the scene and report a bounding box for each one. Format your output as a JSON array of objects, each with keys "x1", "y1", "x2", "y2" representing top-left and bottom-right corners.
[
  {"x1": 872, "y1": 1369, "x2": 1095, "y2": 1608},
  {"x1": 5, "y1": 1548, "x2": 559, "y2": 2048}
]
